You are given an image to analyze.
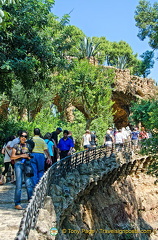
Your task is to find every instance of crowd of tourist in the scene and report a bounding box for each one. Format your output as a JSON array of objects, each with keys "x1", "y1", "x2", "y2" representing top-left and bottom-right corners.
[
  {"x1": 104, "y1": 126, "x2": 150, "y2": 151},
  {"x1": 0, "y1": 125, "x2": 150, "y2": 210},
  {"x1": 0, "y1": 127, "x2": 74, "y2": 209}
]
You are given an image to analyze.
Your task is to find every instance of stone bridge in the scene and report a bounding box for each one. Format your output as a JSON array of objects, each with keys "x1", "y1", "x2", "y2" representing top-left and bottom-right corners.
[
  {"x1": 53, "y1": 66, "x2": 158, "y2": 128},
  {"x1": 111, "y1": 68, "x2": 158, "y2": 128},
  {"x1": 0, "y1": 147, "x2": 157, "y2": 240},
  {"x1": 10, "y1": 146, "x2": 158, "y2": 240}
]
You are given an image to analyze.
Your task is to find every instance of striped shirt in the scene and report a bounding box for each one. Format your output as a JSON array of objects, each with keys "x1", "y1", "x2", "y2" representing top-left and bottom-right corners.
[{"x1": 32, "y1": 135, "x2": 47, "y2": 153}]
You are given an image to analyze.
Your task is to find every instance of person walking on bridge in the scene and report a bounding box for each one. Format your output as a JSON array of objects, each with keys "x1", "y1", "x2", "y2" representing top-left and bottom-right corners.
[
  {"x1": 11, "y1": 131, "x2": 33, "y2": 210},
  {"x1": 31, "y1": 128, "x2": 51, "y2": 187},
  {"x1": 51, "y1": 127, "x2": 62, "y2": 162},
  {"x1": 57, "y1": 130, "x2": 74, "y2": 159},
  {"x1": 115, "y1": 129, "x2": 124, "y2": 152},
  {"x1": 81, "y1": 130, "x2": 91, "y2": 150}
]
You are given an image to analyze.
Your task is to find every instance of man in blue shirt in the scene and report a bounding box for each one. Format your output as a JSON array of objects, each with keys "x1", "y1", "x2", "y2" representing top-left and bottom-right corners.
[
  {"x1": 57, "y1": 130, "x2": 74, "y2": 159},
  {"x1": 131, "y1": 128, "x2": 139, "y2": 151}
]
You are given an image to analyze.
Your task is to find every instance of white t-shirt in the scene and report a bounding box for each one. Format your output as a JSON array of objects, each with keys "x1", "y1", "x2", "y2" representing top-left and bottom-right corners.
[
  {"x1": 83, "y1": 134, "x2": 91, "y2": 146},
  {"x1": 115, "y1": 132, "x2": 124, "y2": 144},
  {"x1": 3, "y1": 141, "x2": 12, "y2": 163},
  {"x1": 122, "y1": 130, "x2": 129, "y2": 140}
]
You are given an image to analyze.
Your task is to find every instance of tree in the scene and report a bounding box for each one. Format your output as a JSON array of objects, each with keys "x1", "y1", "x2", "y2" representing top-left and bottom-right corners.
[
  {"x1": 92, "y1": 36, "x2": 110, "y2": 64},
  {"x1": 135, "y1": 0, "x2": 158, "y2": 77},
  {"x1": 135, "y1": 0, "x2": 158, "y2": 51},
  {"x1": 133, "y1": 50, "x2": 154, "y2": 77},
  {"x1": 105, "y1": 41, "x2": 138, "y2": 69},
  {"x1": 52, "y1": 24, "x2": 85, "y2": 58},
  {"x1": 10, "y1": 80, "x2": 54, "y2": 121},
  {"x1": 133, "y1": 51, "x2": 154, "y2": 77},
  {"x1": 55, "y1": 59, "x2": 115, "y2": 129},
  {"x1": 92, "y1": 38, "x2": 139, "y2": 69},
  {"x1": 129, "y1": 99, "x2": 154, "y2": 129},
  {"x1": 0, "y1": 0, "x2": 19, "y2": 23},
  {"x1": 0, "y1": 0, "x2": 57, "y2": 95},
  {"x1": 130, "y1": 99, "x2": 158, "y2": 178}
]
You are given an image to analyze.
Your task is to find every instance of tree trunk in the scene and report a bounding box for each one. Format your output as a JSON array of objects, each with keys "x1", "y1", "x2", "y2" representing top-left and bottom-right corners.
[
  {"x1": 0, "y1": 100, "x2": 9, "y2": 120},
  {"x1": 86, "y1": 118, "x2": 93, "y2": 130}
]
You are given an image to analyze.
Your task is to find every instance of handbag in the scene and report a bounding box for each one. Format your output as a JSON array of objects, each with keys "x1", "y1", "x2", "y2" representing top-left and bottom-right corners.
[{"x1": 24, "y1": 160, "x2": 34, "y2": 177}]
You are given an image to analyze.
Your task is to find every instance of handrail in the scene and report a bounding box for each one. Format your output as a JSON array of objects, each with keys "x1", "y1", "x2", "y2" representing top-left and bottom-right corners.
[{"x1": 15, "y1": 142, "x2": 133, "y2": 240}]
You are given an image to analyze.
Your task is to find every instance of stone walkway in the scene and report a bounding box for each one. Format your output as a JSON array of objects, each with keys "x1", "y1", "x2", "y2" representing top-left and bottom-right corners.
[{"x1": 0, "y1": 183, "x2": 28, "y2": 240}]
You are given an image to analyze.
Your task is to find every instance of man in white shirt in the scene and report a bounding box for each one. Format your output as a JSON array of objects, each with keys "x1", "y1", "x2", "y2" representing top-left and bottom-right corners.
[
  {"x1": 115, "y1": 129, "x2": 124, "y2": 152},
  {"x1": 81, "y1": 130, "x2": 91, "y2": 150}
]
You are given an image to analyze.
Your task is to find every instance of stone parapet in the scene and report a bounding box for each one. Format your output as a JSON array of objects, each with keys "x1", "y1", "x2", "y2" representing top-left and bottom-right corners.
[
  {"x1": 106, "y1": 67, "x2": 158, "y2": 98},
  {"x1": 28, "y1": 153, "x2": 158, "y2": 240}
]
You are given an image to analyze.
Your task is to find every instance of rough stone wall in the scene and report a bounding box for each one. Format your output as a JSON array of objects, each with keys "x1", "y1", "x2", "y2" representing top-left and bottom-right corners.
[
  {"x1": 112, "y1": 68, "x2": 157, "y2": 97},
  {"x1": 110, "y1": 68, "x2": 158, "y2": 128},
  {"x1": 59, "y1": 173, "x2": 158, "y2": 240},
  {"x1": 28, "y1": 153, "x2": 158, "y2": 240}
]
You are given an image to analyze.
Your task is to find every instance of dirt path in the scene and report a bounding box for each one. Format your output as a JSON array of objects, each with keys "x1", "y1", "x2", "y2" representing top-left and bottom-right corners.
[{"x1": 0, "y1": 183, "x2": 28, "y2": 240}]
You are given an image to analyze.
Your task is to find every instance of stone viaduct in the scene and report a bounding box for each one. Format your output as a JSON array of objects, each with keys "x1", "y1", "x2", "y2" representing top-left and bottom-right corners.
[
  {"x1": 111, "y1": 68, "x2": 158, "y2": 128},
  {"x1": 13, "y1": 146, "x2": 158, "y2": 240},
  {"x1": 53, "y1": 67, "x2": 158, "y2": 128}
]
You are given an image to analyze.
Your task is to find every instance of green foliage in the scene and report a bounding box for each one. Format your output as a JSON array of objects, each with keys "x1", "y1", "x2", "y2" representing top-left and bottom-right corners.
[
  {"x1": 0, "y1": 119, "x2": 26, "y2": 148},
  {"x1": 0, "y1": 8, "x2": 4, "y2": 23},
  {"x1": 135, "y1": 0, "x2": 158, "y2": 76},
  {"x1": 147, "y1": 100, "x2": 158, "y2": 130},
  {"x1": 78, "y1": 37, "x2": 100, "y2": 60},
  {"x1": 0, "y1": 0, "x2": 19, "y2": 23},
  {"x1": 130, "y1": 99, "x2": 158, "y2": 177},
  {"x1": 0, "y1": 107, "x2": 108, "y2": 156},
  {"x1": 92, "y1": 38, "x2": 139, "y2": 69},
  {"x1": 105, "y1": 41, "x2": 138, "y2": 69},
  {"x1": 133, "y1": 50, "x2": 154, "y2": 77},
  {"x1": 92, "y1": 36, "x2": 109, "y2": 64},
  {"x1": 9, "y1": 80, "x2": 54, "y2": 121},
  {"x1": 51, "y1": 22, "x2": 85, "y2": 66},
  {"x1": 0, "y1": 0, "x2": 57, "y2": 95},
  {"x1": 135, "y1": 0, "x2": 158, "y2": 50},
  {"x1": 55, "y1": 59, "x2": 115, "y2": 129},
  {"x1": 0, "y1": 0, "x2": 19, "y2": 4},
  {"x1": 55, "y1": 25, "x2": 85, "y2": 57},
  {"x1": 129, "y1": 100, "x2": 154, "y2": 129}
]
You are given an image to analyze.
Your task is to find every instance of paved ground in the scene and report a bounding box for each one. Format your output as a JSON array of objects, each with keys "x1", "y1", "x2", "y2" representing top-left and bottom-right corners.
[{"x1": 0, "y1": 183, "x2": 28, "y2": 240}]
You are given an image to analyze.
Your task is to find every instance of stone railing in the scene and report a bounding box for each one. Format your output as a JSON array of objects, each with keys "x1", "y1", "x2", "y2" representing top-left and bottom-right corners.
[
  {"x1": 27, "y1": 151, "x2": 156, "y2": 240},
  {"x1": 15, "y1": 145, "x2": 108, "y2": 240},
  {"x1": 14, "y1": 142, "x2": 154, "y2": 240}
]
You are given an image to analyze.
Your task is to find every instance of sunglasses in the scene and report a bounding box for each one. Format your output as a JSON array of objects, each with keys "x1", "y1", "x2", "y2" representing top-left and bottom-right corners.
[{"x1": 21, "y1": 135, "x2": 28, "y2": 138}]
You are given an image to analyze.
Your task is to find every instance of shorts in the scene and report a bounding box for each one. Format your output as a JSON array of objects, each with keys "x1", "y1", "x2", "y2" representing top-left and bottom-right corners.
[{"x1": 132, "y1": 139, "x2": 138, "y2": 146}]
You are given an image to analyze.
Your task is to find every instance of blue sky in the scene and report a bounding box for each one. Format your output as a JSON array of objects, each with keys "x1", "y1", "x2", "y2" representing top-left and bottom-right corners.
[{"x1": 52, "y1": 0, "x2": 158, "y2": 82}]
